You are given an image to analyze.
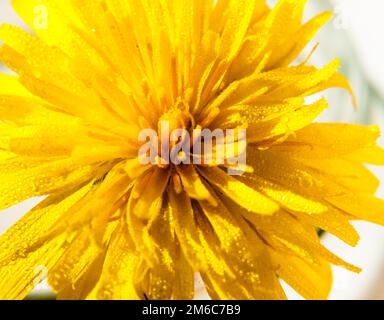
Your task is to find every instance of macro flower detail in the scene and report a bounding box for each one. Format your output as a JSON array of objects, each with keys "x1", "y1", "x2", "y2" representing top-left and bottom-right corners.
[{"x1": 0, "y1": 0, "x2": 384, "y2": 300}]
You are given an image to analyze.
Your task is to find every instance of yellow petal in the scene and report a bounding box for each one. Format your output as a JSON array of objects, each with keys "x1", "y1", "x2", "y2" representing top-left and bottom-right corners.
[
  {"x1": 60, "y1": 252, "x2": 106, "y2": 300},
  {"x1": 346, "y1": 145, "x2": 384, "y2": 165},
  {"x1": 294, "y1": 208, "x2": 360, "y2": 247},
  {"x1": 198, "y1": 166, "x2": 279, "y2": 215},
  {"x1": 199, "y1": 195, "x2": 284, "y2": 299},
  {"x1": 297, "y1": 157, "x2": 380, "y2": 194},
  {"x1": 270, "y1": 59, "x2": 342, "y2": 99},
  {"x1": 239, "y1": 173, "x2": 328, "y2": 214},
  {"x1": 131, "y1": 168, "x2": 170, "y2": 220},
  {"x1": 270, "y1": 250, "x2": 332, "y2": 300},
  {"x1": 247, "y1": 147, "x2": 346, "y2": 199},
  {"x1": 87, "y1": 223, "x2": 141, "y2": 300},
  {"x1": 0, "y1": 72, "x2": 33, "y2": 97},
  {"x1": 217, "y1": 0, "x2": 256, "y2": 61},
  {"x1": 0, "y1": 182, "x2": 92, "y2": 267},
  {"x1": 0, "y1": 182, "x2": 94, "y2": 299},
  {"x1": 247, "y1": 99, "x2": 328, "y2": 143},
  {"x1": 168, "y1": 185, "x2": 207, "y2": 271},
  {"x1": 49, "y1": 231, "x2": 105, "y2": 300},
  {"x1": 278, "y1": 124, "x2": 381, "y2": 159},
  {"x1": 0, "y1": 157, "x2": 100, "y2": 210},
  {"x1": 277, "y1": 11, "x2": 333, "y2": 66},
  {"x1": 0, "y1": 233, "x2": 67, "y2": 300},
  {"x1": 11, "y1": 0, "x2": 81, "y2": 52},
  {"x1": 140, "y1": 205, "x2": 177, "y2": 300},
  {"x1": 261, "y1": 0, "x2": 308, "y2": 69},
  {"x1": 176, "y1": 165, "x2": 213, "y2": 202},
  {"x1": 169, "y1": 184, "x2": 259, "y2": 299},
  {"x1": 172, "y1": 248, "x2": 195, "y2": 300},
  {"x1": 327, "y1": 194, "x2": 384, "y2": 226},
  {"x1": 244, "y1": 210, "x2": 360, "y2": 272}
]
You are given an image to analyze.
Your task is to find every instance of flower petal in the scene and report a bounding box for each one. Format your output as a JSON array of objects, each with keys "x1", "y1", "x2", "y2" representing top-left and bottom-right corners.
[
  {"x1": 270, "y1": 250, "x2": 332, "y2": 300},
  {"x1": 0, "y1": 73, "x2": 32, "y2": 97},
  {"x1": 49, "y1": 231, "x2": 106, "y2": 300},
  {"x1": 277, "y1": 124, "x2": 382, "y2": 159},
  {"x1": 239, "y1": 174, "x2": 328, "y2": 214},
  {"x1": 131, "y1": 168, "x2": 170, "y2": 220},
  {"x1": 0, "y1": 183, "x2": 93, "y2": 299},
  {"x1": 327, "y1": 194, "x2": 384, "y2": 226},
  {"x1": 88, "y1": 223, "x2": 141, "y2": 300},
  {"x1": 0, "y1": 157, "x2": 102, "y2": 210},
  {"x1": 176, "y1": 165, "x2": 213, "y2": 202},
  {"x1": 199, "y1": 195, "x2": 285, "y2": 299},
  {"x1": 198, "y1": 166, "x2": 279, "y2": 215}
]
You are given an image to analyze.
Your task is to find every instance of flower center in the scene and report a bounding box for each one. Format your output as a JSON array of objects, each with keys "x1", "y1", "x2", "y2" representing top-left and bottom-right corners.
[{"x1": 156, "y1": 103, "x2": 194, "y2": 167}]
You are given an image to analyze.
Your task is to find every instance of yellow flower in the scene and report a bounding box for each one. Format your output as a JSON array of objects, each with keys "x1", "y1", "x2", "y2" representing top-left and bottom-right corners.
[{"x1": 0, "y1": 0, "x2": 383, "y2": 300}]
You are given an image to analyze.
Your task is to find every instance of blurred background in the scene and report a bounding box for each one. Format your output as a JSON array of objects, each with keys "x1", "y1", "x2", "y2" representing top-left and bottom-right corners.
[{"x1": 1, "y1": 0, "x2": 384, "y2": 300}]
